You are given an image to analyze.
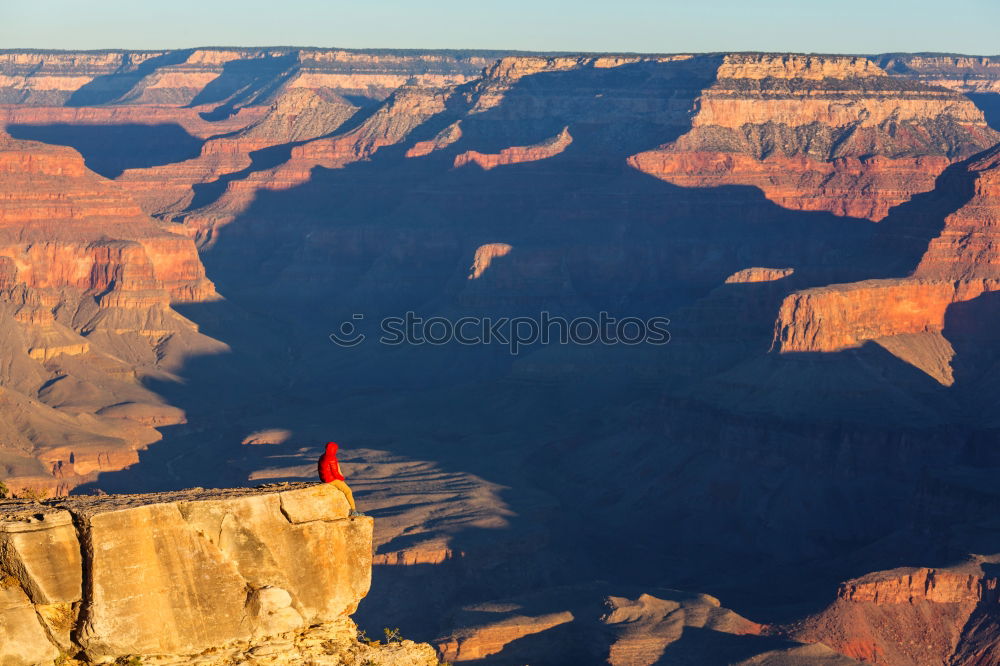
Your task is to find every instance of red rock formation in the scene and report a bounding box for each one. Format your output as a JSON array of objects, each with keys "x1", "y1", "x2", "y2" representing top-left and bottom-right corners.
[
  {"x1": 837, "y1": 568, "x2": 985, "y2": 605},
  {"x1": 454, "y1": 126, "x2": 572, "y2": 170},
  {"x1": 914, "y1": 146, "x2": 1000, "y2": 279},
  {"x1": 630, "y1": 54, "x2": 998, "y2": 222},
  {"x1": 176, "y1": 85, "x2": 454, "y2": 244},
  {"x1": 773, "y1": 279, "x2": 995, "y2": 353},
  {"x1": 116, "y1": 88, "x2": 359, "y2": 216},
  {"x1": 437, "y1": 607, "x2": 573, "y2": 662},
  {"x1": 786, "y1": 560, "x2": 1000, "y2": 665},
  {"x1": 0, "y1": 131, "x2": 223, "y2": 494},
  {"x1": 630, "y1": 151, "x2": 954, "y2": 221},
  {"x1": 435, "y1": 586, "x2": 794, "y2": 665},
  {"x1": 724, "y1": 267, "x2": 794, "y2": 283},
  {"x1": 773, "y1": 145, "x2": 1000, "y2": 380},
  {"x1": 0, "y1": 134, "x2": 215, "y2": 302}
]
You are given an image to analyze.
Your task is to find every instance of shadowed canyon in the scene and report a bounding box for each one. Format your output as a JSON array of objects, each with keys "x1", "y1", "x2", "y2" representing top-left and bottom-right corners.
[{"x1": 2, "y1": 47, "x2": 1000, "y2": 664}]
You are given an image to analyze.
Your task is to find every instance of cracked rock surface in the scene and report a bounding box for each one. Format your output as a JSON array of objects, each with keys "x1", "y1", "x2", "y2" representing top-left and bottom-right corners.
[{"x1": 0, "y1": 483, "x2": 433, "y2": 665}]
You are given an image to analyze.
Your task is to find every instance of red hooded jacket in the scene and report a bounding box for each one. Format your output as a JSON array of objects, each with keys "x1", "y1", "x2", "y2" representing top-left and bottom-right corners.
[{"x1": 318, "y1": 441, "x2": 345, "y2": 482}]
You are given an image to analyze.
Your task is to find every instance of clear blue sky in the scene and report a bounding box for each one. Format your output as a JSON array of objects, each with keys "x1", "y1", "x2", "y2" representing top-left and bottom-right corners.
[{"x1": 1, "y1": 0, "x2": 997, "y2": 55}]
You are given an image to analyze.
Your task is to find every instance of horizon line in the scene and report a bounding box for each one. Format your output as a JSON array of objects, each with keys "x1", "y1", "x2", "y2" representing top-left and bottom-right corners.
[{"x1": 1, "y1": 46, "x2": 998, "y2": 59}]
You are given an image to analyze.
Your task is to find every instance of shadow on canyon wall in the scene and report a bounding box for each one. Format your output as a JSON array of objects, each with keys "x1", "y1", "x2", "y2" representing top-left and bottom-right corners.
[
  {"x1": 190, "y1": 52, "x2": 300, "y2": 120},
  {"x1": 66, "y1": 49, "x2": 196, "y2": 106},
  {"x1": 970, "y1": 93, "x2": 1000, "y2": 132},
  {"x1": 72, "y1": 58, "x2": 1000, "y2": 639},
  {"x1": 6, "y1": 122, "x2": 204, "y2": 178}
]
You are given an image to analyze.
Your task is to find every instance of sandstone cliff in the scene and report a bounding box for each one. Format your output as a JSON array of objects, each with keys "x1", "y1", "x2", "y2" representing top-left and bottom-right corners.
[
  {"x1": 0, "y1": 483, "x2": 436, "y2": 665},
  {"x1": 771, "y1": 144, "x2": 1000, "y2": 386},
  {"x1": 116, "y1": 87, "x2": 360, "y2": 218},
  {"x1": 162, "y1": 53, "x2": 720, "y2": 253},
  {"x1": 785, "y1": 558, "x2": 1000, "y2": 665},
  {"x1": 0, "y1": 132, "x2": 223, "y2": 494},
  {"x1": 171, "y1": 84, "x2": 457, "y2": 245},
  {"x1": 0, "y1": 48, "x2": 495, "y2": 108},
  {"x1": 630, "y1": 54, "x2": 999, "y2": 222},
  {"x1": 876, "y1": 54, "x2": 1000, "y2": 95},
  {"x1": 453, "y1": 126, "x2": 572, "y2": 170}
]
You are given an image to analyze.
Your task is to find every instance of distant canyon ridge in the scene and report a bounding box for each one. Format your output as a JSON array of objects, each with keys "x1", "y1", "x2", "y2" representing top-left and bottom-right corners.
[{"x1": 0, "y1": 47, "x2": 1000, "y2": 664}]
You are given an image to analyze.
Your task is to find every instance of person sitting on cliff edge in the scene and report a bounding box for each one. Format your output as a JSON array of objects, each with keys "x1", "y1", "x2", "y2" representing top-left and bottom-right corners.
[{"x1": 318, "y1": 441, "x2": 363, "y2": 518}]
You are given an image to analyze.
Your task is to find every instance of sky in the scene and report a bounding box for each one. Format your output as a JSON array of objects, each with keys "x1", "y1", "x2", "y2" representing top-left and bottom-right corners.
[{"x1": 0, "y1": 0, "x2": 997, "y2": 55}]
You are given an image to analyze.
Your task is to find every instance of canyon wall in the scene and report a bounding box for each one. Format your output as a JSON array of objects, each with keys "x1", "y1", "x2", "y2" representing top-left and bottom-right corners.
[
  {"x1": 629, "y1": 54, "x2": 997, "y2": 221},
  {"x1": 875, "y1": 54, "x2": 1000, "y2": 95},
  {"x1": 772, "y1": 143, "x2": 1000, "y2": 381},
  {"x1": 0, "y1": 47, "x2": 999, "y2": 665},
  {"x1": 0, "y1": 48, "x2": 495, "y2": 107},
  {"x1": 786, "y1": 559, "x2": 1000, "y2": 665},
  {"x1": 0, "y1": 131, "x2": 223, "y2": 495},
  {"x1": 0, "y1": 482, "x2": 435, "y2": 665}
]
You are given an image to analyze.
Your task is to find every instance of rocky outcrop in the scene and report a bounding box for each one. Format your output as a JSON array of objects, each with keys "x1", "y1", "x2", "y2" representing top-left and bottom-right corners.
[
  {"x1": 725, "y1": 267, "x2": 794, "y2": 283},
  {"x1": 0, "y1": 483, "x2": 435, "y2": 665},
  {"x1": 453, "y1": 126, "x2": 572, "y2": 170},
  {"x1": 630, "y1": 54, "x2": 999, "y2": 221},
  {"x1": 631, "y1": 151, "x2": 956, "y2": 221},
  {"x1": 436, "y1": 585, "x2": 857, "y2": 665},
  {"x1": 772, "y1": 279, "x2": 995, "y2": 353},
  {"x1": 405, "y1": 121, "x2": 462, "y2": 158},
  {"x1": 772, "y1": 144, "x2": 1000, "y2": 385},
  {"x1": 468, "y1": 243, "x2": 513, "y2": 279},
  {"x1": 437, "y1": 606, "x2": 573, "y2": 662},
  {"x1": 836, "y1": 567, "x2": 990, "y2": 605},
  {"x1": 787, "y1": 559, "x2": 1000, "y2": 665}
]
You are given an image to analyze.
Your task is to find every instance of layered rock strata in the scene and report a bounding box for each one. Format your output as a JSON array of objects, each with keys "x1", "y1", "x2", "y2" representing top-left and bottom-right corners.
[
  {"x1": 876, "y1": 54, "x2": 1000, "y2": 95},
  {"x1": 453, "y1": 126, "x2": 572, "y2": 170},
  {"x1": 630, "y1": 54, "x2": 998, "y2": 221},
  {"x1": 0, "y1": 48, "x2": 495, "y2": 107},
  {"x1": 787, "y1": 559, "x2": 1000, "y2": 665},
  {"x1": 116, "y1": 88, "x2": 360, "y2": 217},
  {"x1": 772, "y1": 144, "x2": 1000, "y2": 381},
  {"x1": 0, "y1": 132, "x2": 222, "y2": 494}
]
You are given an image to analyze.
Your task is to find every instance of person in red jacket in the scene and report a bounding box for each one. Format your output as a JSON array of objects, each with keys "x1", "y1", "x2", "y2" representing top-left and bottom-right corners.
[{"x1": 318, "y1": 441, "x2": 361, "y2": 516}]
